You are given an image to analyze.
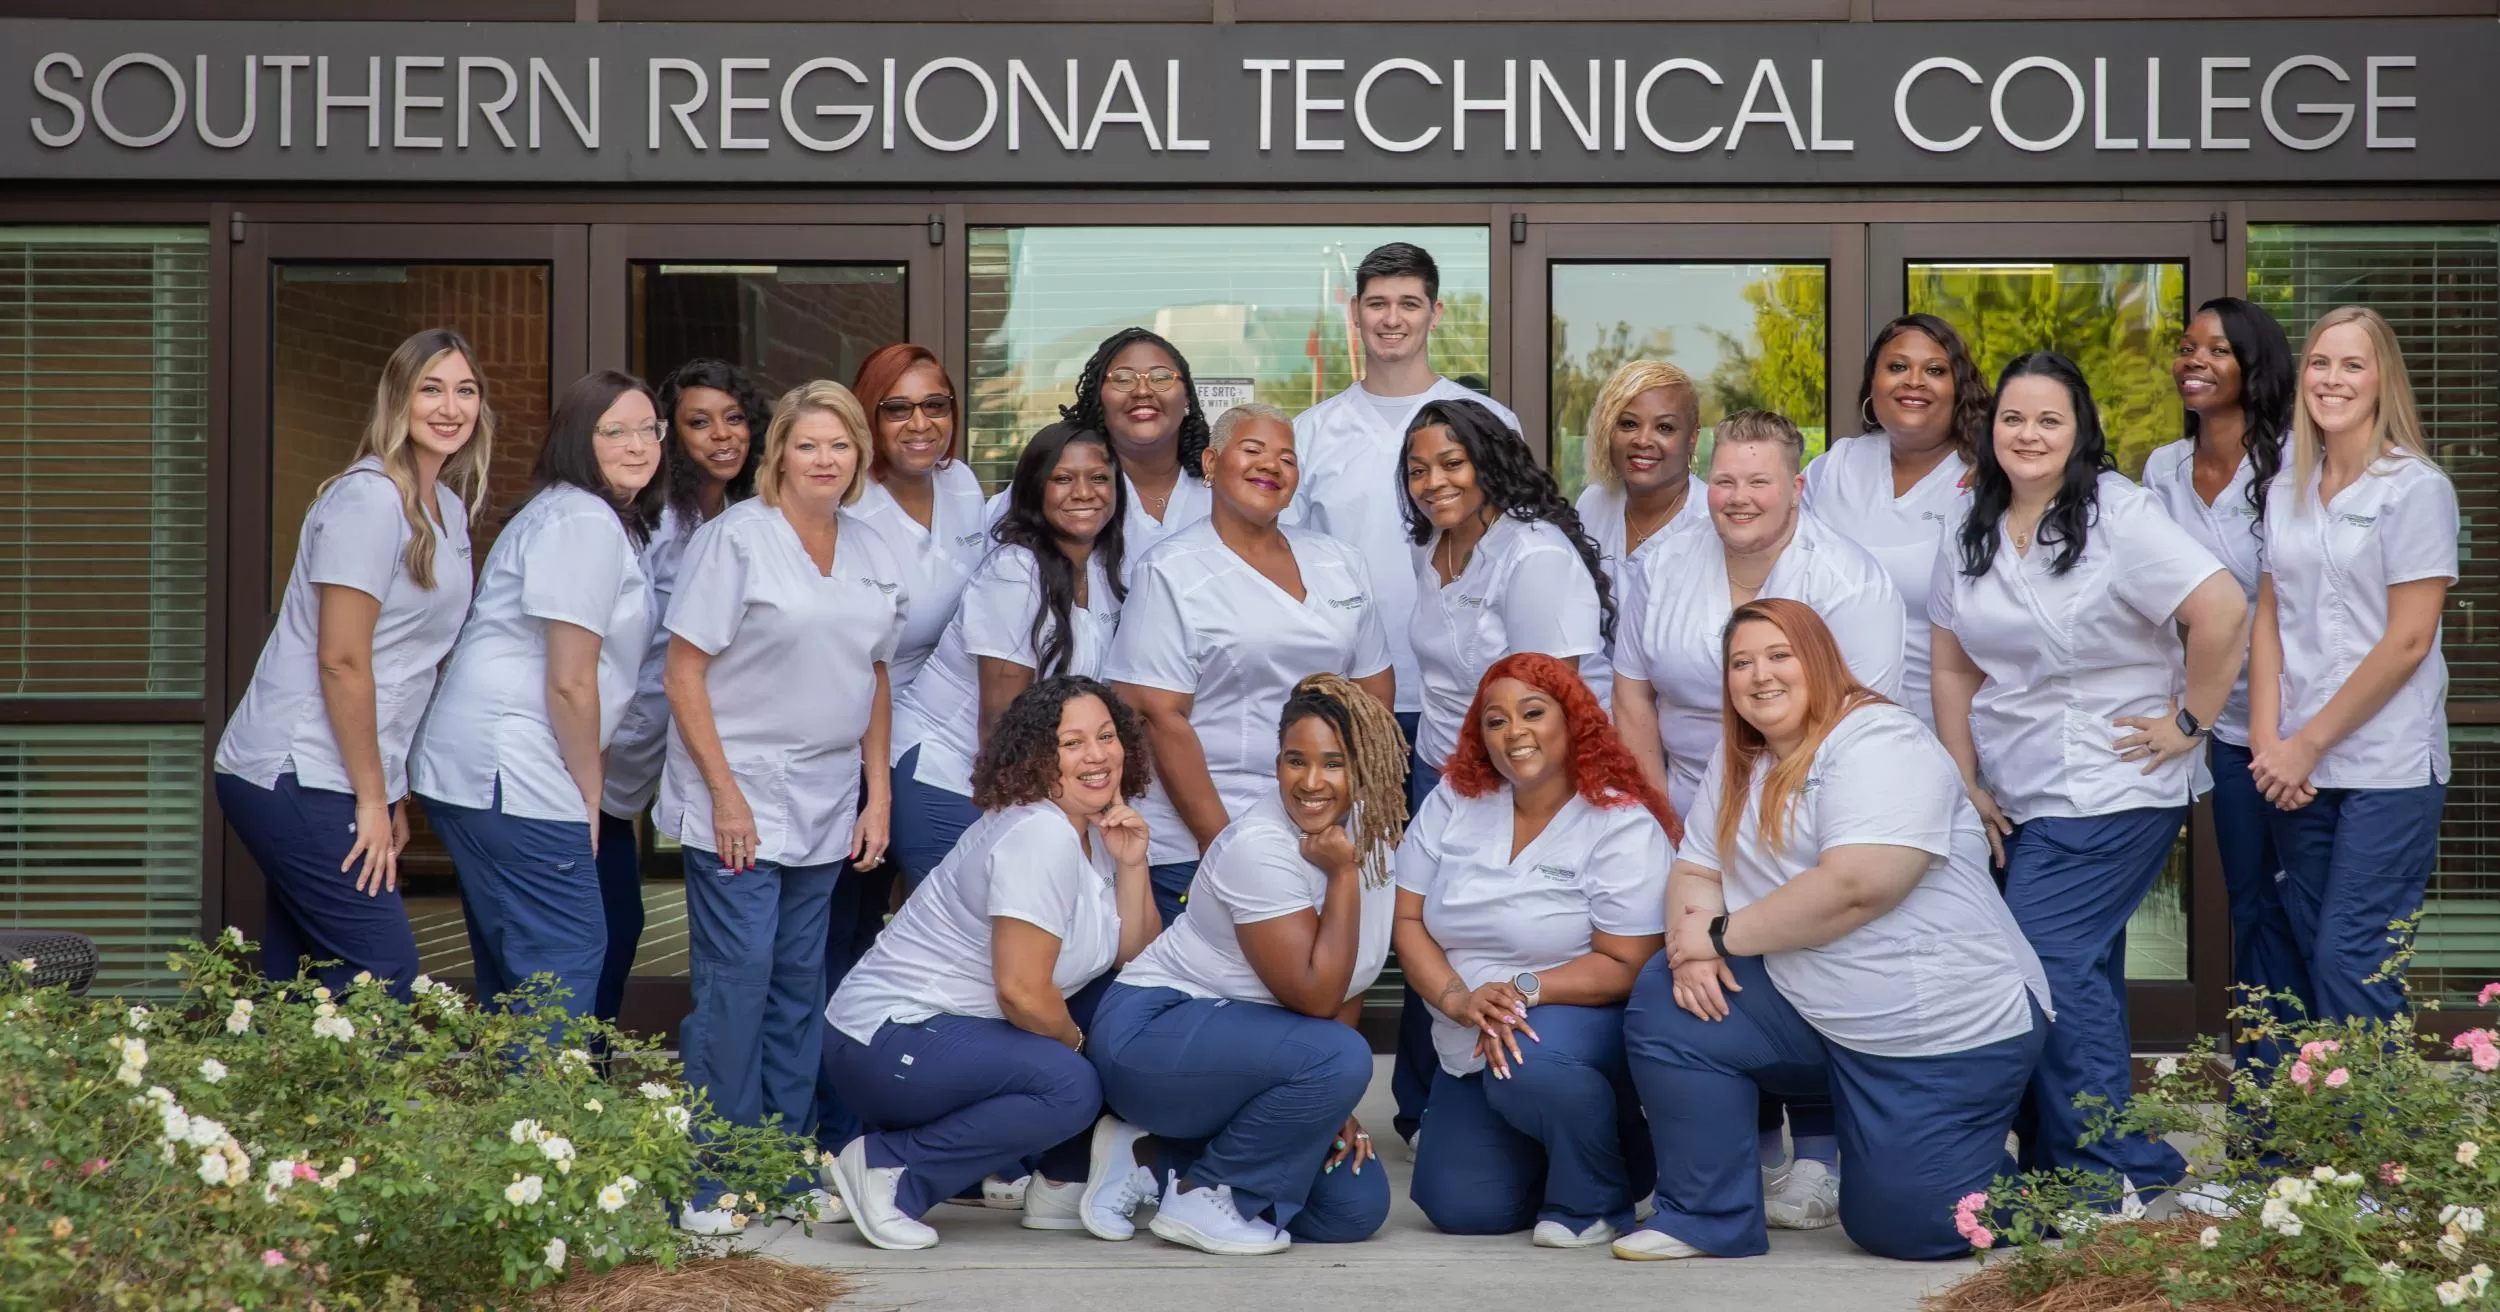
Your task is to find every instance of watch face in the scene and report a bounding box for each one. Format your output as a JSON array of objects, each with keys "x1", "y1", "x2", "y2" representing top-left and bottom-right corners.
[{"x1": 1514, "y1": 972, "x2": 1540, "y2": 994}]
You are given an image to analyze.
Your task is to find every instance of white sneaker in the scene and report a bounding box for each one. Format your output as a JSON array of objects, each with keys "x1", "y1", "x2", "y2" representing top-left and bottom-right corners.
[
  {"x1": 2164, "y1": 1180, "x2": 2241, "y2": 1220},
  {"x1": 1079, "y1": 1114, "x2": 1155, "y2": 1242},
  {"x1": 1533, "y1": 1218, "x2": 1619, "y2": 1248},
  {"x1": 982, "y1": 1173, "x2": 1030, "y2": 1209},
  {"x1": 1612, "y1": 1228, "x2": 1708, "y2": 1260},
  {"x1": 773, "y1": 1187, "x2": 847, "y2": 1224},
  {"x1": 1634, "y1": 1193, "x2": 1657, "y2": 1224},
  {"x1": 826, "y1": 1137, "x2": 939, "y2": 1251},
  {"x1": 676, "y1": 1203, "x2": 742, "y2": 1236},
  {"x1": 1764, "y1": 1159, "x2": 1840, "y2": 1230},
  {"x1": 1021, "y1": 1176, "x2": 1086, "y2": 1230},
  {"x1": 1148, "y1": 1172, "x2": 1291, "y2": 1256}
]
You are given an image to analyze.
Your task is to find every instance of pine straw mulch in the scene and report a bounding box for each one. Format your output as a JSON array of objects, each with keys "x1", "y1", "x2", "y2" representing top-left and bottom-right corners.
[
  {"x1": 534, "y1": 1255, "x2": 852, "y2": 1312},
  {"x1": 1923, "y1": 1219, "x2": 2313, "y2": 1312}
]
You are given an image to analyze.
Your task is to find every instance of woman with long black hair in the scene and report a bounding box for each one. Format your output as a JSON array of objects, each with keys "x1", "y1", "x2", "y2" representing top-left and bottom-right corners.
[{"x1": 1929, "y1": 351, "x2": 2247, "y2": 1209}]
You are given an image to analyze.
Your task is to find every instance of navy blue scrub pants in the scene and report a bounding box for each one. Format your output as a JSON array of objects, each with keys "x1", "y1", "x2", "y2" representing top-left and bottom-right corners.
[
  {"x1": 681, "y1": 845, "x2": 840, "y2": 1194},
  {"x1": 1621, "y1": 953, "x2": 2043, "y2": 1260},
  {"x1": 2207, "y1": 740, "x2": 2311, "y2": 1065},
  {"x1": 421, "y1": 782, "x2": 604, "y2": 1016},
  {"x1": 1409, "y1": 1001, "x2": 1654, "y2": 1234},
  {"x1": 889, "y1": 745, "x2": 982, "y2": 890},
  {"x1": 1392, "y1": 710, "x2": 1440, "y2": 1143},
  {"x1": 2001, "y1": 807, "x2": 2188, "y2": 1189},
  {"x1": 216, "y1": 772, "x2": 421, "y2": 1002},
  {"x1": 813, "y1": 860, "x2": 899, "y2": 1152},
  {"x1": 592, "y1": 810, "x2": 647, "y2": 1024},
  {"x1": 1089, "y1": 981, "x2": 1389, "y2": 1241},
  {"x1": 822, "y1": 976, "x2": 1110, "y2": 1218},
  {"x1": 2268, "y1": 776, "x2": 2446, "y2": 1025},
  {"x1": 1147, "y1": 861, "x2": 1199, "y2": 929}
]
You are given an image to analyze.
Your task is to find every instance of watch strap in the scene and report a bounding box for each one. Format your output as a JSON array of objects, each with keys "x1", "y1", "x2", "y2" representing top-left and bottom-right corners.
[{"x1": 1708, "y1": 913, "x2": 1733, "y2": 960}]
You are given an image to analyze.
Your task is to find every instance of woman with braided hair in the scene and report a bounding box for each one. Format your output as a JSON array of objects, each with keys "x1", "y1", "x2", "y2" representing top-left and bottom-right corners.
[{"x1": 1069, "y1": 673, "x2": 1407, "y2": 1255}]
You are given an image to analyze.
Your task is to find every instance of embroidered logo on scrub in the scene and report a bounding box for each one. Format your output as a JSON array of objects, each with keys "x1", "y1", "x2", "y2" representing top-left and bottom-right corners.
[
  {"x1": 957, "y1": 531, "x2": 987, "y2": 547},
  {"x1": 1455, "y1": 594, "x2": 1489, "y2": 609},
  {"x1": 1920, "y1": 510, "x2": 1950, "y2": 524},
  {"x1": 2338, "y1": 512, "x2": 2377, "y2": 529},
  {"x1": 862, "y1": 578, "x2": 901, "y2": 594},
  {"x1": 1328, "y1": 595, "x2": 1366, "y2": 610},
  {"x1": 1531, "y1": 863, "x2": 1576, "y2": 882}
]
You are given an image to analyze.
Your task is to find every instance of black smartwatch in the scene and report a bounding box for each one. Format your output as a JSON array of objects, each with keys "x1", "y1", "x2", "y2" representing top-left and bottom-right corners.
[
  {"x1": 2174, "y1": 706, "x2": 2209, "y2": 740},
  {"x1": 1707, "y1": 913, "x2": 1734, "y2": 961}
]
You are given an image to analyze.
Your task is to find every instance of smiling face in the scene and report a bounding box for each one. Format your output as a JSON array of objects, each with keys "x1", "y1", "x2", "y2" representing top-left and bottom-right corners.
[
  {"x1": 1706, "y1": 438, "x2": 1803, "y2": 555},
  {"x1": 1207, "y1": 413, "x2": 1299, "y2": 522},
  {"x1": 1992, "y1": 374, "x2": 2078, "y2": 493},
  {"x1": 672, "y1": 384, "x2": 750, "y2": 486},
  {"x1": 780, "y1": 409, "x2": 862, "y2": 509},
  {"x1": 1098, "y1": 340, "x2": 1185, "y2": 454},
  {"x1": 1479, "y1": 676, "x2": 1571, "y2": 794},
  {"x1": 2302, "y1": 320, "x2": 2382, "y2": 440},
  {"x1": 1725, "y1": 617, "x2": 1808, "y2": 747},
  {"x1": 1355, "y1": 274, "x2": 1444, "y2": 369},
  {"x1": 591, "y1": 390, "x2": 661, "y2": 497},
  {"x1": 1404, "y1": 423, "x2": 1486, "y2": 533},
  {"x1": 406, "y1": 349, "x2": 481, "y2": 466},
  {"x1": 1610, "y1": 385, "x2": 1697, "y2": 497},
  {"x1": 1870, "y1": 329, "x2": 1956, "y2": 448},
  {"x1": 1276, "y1": 713, "x2": 1354, "y2": 836},
  {"x1": 1052, "y1": 693, "x2": 1125, "y2": 814},
  {"x1": 2173, "y1": 310, "x2": 2245, "y2": 418},
  {"x1": 875, "y1": 360, "x2": 955, "y2": 478},
  {"x1": 1042, "y1": 437, "x2": 1117, "y2": 545}
]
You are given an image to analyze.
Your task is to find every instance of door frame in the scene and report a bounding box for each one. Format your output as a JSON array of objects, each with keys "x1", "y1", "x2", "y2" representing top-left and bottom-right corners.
[{"x1": 585, "y1": 222, "x2": 945, "y2": 376}]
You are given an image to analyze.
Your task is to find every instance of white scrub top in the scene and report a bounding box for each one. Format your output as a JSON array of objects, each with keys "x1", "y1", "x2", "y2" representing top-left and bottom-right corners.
[
  {"x1": 827, "y1": 799, "x2": 1120, "y2": 1046},
  {"x1": 1614, "y1": 511, "x2": 1907, "y2": 818},
  {"x1": 1800, "y1": 432, "x2": 1968, "y2": 730},
  {"x1": 1411, "y1": 516, "x2": 1605, "y2": 768},
  {"x1": 656, "y1": 499, "x2": 910, "y2": 868},
  {"x1": 1103, "y1": 520, "x2": 1394, "y2": 865},
  {"x1": 600, "y1": 504, "x2": 694, "y2": 818},
  {"x1": 2262, "y1": 453, "x2": 2458, "y2": 789},
  {"x1": 2140, "y1": 437, "x2": 2277, "y2": 747},
  {"x1": 1290, "y1": 378, "x2": 1522, "y2": 714},
  {"x1": 410, "y1": 484, "x2": 652, "y2": 824},
  {"x1": 217, "y1": 458, "x2": 471, "y2": 801},
  {"x1": 1681, "y1": 702, "x2": 2052, "y2": 1058},
  {"x1": 1118, "y1": 794, "x2": 1396, "y2": 1006},
  {"x1": 891, "y1": 544, "x2": 1123, "y2": 799},
  {"x1": 853, "y1": 461, "x2": 991, "y2": 694},
  {"x1": 982, "y1": 470, "x2": 1212, "y2": 588},
  {"x1": 1395, "y1": 784, "x2": 1670, "y2": 1077},
  {"x1": 1927, "y1": 472, "x2": 2226, "y2": 823},
  {"x1": 1574, "y1": 475, "x2": 1707, "y2": 713}
]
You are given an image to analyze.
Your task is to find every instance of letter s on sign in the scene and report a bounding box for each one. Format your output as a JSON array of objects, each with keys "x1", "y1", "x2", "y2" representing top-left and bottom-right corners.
[
  {"x1": 32, "y1": 53, "x2": 86, "y2": 148},
  {"x1": 1895, "y1": 56, "x2": 1982, "y2": 153}
]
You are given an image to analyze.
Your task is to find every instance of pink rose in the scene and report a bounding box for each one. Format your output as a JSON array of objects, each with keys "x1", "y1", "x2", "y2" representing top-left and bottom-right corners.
[
  {"x1": 2289, "y1": 1060, "x2": 2314, "y2": 1087},
  {"x1": 1965, "y1": 1225, "x2": 1995, "y2": 1248},
  {"x1": 1956, "y1": 1192, "x2": 1990, "y2": 1214},
  {"x1": 260, "y1": 1250, "x2": 287, "y2": 1267},
  {"x1": 292, "y1": 1162, "x2": 321, "y2": 1181},
  {"x1": 2475, "y1": 1045, "x2": 2500, "y2": 1073},
  {"x1": 2325, "y1": 1067, "x2": 2351, "y2": 1087},
  {"x1": 2383, "y1": 1162, "x2": 2409, "y2": 1185},
  {"x1": 2478, "y1": 982, "x2": 2500, "y2": 1006},
  {"x1": 2300, "y1": 1039, "x2": 2342, "y2": 1063},
  {"x1": 2454, "y1": 1031, "x2": 2492, "y2": 1053}
]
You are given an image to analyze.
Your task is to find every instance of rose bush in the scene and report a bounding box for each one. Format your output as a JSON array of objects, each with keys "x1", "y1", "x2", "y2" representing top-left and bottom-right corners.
[{"x1": 0, "y1": 934, "x2": 813, "y2": 1311}]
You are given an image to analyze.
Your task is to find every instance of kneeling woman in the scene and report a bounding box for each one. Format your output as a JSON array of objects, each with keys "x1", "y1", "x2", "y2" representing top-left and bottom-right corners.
[
  {"x1": 1615, "y1": 599, "x2": 2049, "y2": 1263},
  {"x1": 1083, "y1": 674, "x2": 1407, "y2": 1255},
  {"x1": 821, "y1": 677, "x2": 1161, "y2": 1250},
  {"x1": 1398, "y1": 653, "x2": 1673, "y2": 1248}
]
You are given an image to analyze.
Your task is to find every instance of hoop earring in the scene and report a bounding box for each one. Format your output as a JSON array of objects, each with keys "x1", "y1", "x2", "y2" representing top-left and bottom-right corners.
[{"x1": 1861, "y1": 397, "x2": 1879, "y2": 433}]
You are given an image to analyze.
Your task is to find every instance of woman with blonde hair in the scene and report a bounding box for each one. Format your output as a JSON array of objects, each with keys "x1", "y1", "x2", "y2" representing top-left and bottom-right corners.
[
  {"x1": 2249, "y1": 306, "x2": 2457, "y2": 1024},
  {"x1": 1615, "y1": 599, "x2": 2047, "y2": 1263},
  {"x1": 1573, "y1": 361, "x2": 1708, "y2": 711},
  {"x1": 659, "y1": 379, "x2": 909, "y2": 1233},
  {"x1": 217, "y1": 327, "x2": 492, "y2": 999}
]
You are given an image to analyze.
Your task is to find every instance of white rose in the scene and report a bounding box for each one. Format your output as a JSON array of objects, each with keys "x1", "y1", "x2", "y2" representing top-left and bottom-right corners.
[
  {"x1": 186, "y1": 1117, "x2": 228, "y2": 1149},
  {"x1": 199, "y1": 1059, "x2": 227, "y2": 1085},
  {"x1": 557, "y1": 1049, "x2": 591, "y2": 1072},
  {"x1": 265, "y1": 1160, "x2": 296, "y2": 1190},
  {"x1": 661, "y1": 1105, "x2": 691, "y2": 1135},
  {"x1": 2198, "y1": 1226, "x2": 2220, "y2": 1249},
  {"x1": 411, "y1": 974, "x2": 435, "y2": 994},
  {"x1": 159, "y1": 1108, "x2": 191, "y2": 1144},
  {"x1": 351, "y1": 971, "x2": 373, "y2": 987},
  {"x1": 509, "y1": 1119, "x2": 542, "y2": 1146},
  {"x1": 2155, "y1": 1056, "x2": 2179, "y2": 1077},
  {"x1": 638, "y1": 1082, "x2": 672, "y2": 1101},
  {"x1": 505, "y1": 1175, "x2": 544, "y2": 1206},
  {"x1": 538, "y1": 1136, "x2": 575, "y2": 1164},
  {"x1": 2440, "y1": 1233, "x2": 2468, "y2": 1262},
  {"x1": 2313, "y1": 1166, "x2": 2339, "y2": 1183},
  {"x1": 615, "y1": 1174, "x2": 638, "y2": 1195},
  {"x1": 543, "y1": 1237, "x2": 567, "y2": 1270},
  {"x1": 197, "y1": 1152, "x2": 230, "y2": 1186},
  {"x1": 225, "y1": 1000, "x2": 254, "y2": 1035},
  {"x1": 597, "y1": 1184, "x2": 628, "y2": 1213},
  {"x1": 583, "y1": 1099, "x2": 603, "y2": 1114},
  {"x1": 2381, "y1": 1262, "x2": 2404, "y2": 1281},
  {"x1": 126, "y1": 1006, "x2": 151, "y2": 1032},
  {"x1": 2462, "y1": 1207, "x2": 2488, "y2": 1234},
  {"x1": 2462, "y1": 1141, "x2": 2482, "y2": 1167},
  {"x1": 312, "y1": 986, "x2": 331, "y2": 1002},
  {"x1": 2440, "y1": 1279, "x2": 2469, "y2": 1306}
]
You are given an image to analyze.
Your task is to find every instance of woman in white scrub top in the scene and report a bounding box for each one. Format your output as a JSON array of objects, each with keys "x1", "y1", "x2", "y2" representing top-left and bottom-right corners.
[
  {"x1": 661, "y1": 379, "x2": 906, "y2": 1235},
  {"x1": 1006, "y1": 327, "x2": 1214, "y2": 575},
  {"x1": 2250, "y1": 307, "x2": 2458, "y2": 1026},
  {"x1": 1106, "y1": 403, "x2": 1395, "y2": 927},
  {"x1": 1801, "y1": 314, "x2": 1990, "y2": 729},
  {"x1": 409, "y1": 370, "x2": 664, "y2": 1018},
  {"x1": 1615, "y1": 599, "x2": 2049, "y2": 1264},
  {"x1": 1928, "y1": 351, "x2": 2247, "y2": 1204},
  {"x1": 890, "y1": 421, "x2": 1129, "y2": 884},
  {"x1": 215, "y1": 328, "x2": 488, "y2": 1002},
  {"x1": 1397, "y1": 652, "x2": 1672, "y2": 1248},
  {"x1": 1614, "y1": 410, "x2": 1906, "y2": 819},
  {"x1": 1573, "y1": 360, "x2": 1708, "y2": 711},
  {"x1": 595, "y1": 356, "x2": 768, "y2": 1024},
  {"x1": 2145, "y1": 298, "x2": 2306, "y2": 1053},
  {"x1": 1402, "y1": 396, "x2": 1609, "y2": 812},
  {"x1": 850, "y1": 345, "x2": 990, "y2": 695}
]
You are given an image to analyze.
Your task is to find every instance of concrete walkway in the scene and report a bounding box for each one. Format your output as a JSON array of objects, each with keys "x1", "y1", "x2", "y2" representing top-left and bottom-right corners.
[{"x1": 751, "y1": 1058, "x2": 1980, "y2": 1311}]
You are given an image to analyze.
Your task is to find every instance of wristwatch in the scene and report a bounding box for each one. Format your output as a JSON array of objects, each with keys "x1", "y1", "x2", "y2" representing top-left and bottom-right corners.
[
  {"x1": 2174, "y1": 706, "x2": 2210, "y2": 740},
  {"x1": 1512, "y1": 972, "x2": 1541, "y2": 1007},
  {"x1": 1708, "y1": 914, "x2": 1734, "y2": 961}
]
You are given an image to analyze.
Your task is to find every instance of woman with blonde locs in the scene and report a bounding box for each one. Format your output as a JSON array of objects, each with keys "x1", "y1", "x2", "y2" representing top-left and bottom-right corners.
[
  {"x1": 1073, "y1": 674, "x2": 1409, "y2": 1255},
  {"x1": 217, "y1": 327, "x2": 491, "y2": 1000}
]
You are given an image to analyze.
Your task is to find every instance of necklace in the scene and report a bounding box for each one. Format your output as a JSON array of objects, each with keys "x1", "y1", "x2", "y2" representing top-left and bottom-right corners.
[{"x1": 1438, "y1": 529, "x2": 1472, "y2": 580}]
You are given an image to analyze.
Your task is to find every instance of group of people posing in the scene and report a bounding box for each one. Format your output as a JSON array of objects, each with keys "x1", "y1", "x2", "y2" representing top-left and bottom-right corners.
[{"x1": 215, "y1": 240, "x2": 2456, "y2": 1264}]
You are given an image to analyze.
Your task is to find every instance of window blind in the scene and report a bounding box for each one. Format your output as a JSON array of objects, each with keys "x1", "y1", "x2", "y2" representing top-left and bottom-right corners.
[{"x1": 0, "y1": 725, "x2": 204, "y2": 998}]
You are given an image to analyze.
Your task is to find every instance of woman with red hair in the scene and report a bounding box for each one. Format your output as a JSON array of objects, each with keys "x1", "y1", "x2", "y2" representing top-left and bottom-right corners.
[
  {"x1": 1394, "y1": 652, "x2": 1672, "y2": 1248},
  {"x1": 1612, "y1": 599, "x2": 2047, "y2": 1264}
]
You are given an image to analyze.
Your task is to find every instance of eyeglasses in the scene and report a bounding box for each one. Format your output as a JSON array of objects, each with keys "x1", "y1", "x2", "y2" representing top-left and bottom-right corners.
[
  {"x1": 1106, "y1": 367, "x2": 1181, "y2": 394},
  {"x1": 876, "y1": 395, "x2": 956, "y2": 422},
  {"x1": 594, "y1": 421, "x2": 667, "y2": 446}
]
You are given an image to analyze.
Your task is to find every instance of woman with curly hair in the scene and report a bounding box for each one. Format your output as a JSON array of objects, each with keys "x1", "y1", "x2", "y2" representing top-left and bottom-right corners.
[
  {"x1": 1802, "y1": 315, "x2": 1991, "y2": 731},
  {"x1": 1396, "y1": 653, "x2": 1673, "y2": 1249},
  {"x1": 1072, "y1": 674, "x2": 1408, "y2": 1255},
  {"x1": 1613, "y1": 600, "x2": 2047, "y2": 1263},
  {"x1": 822, "y1": 676, "x2": 1161, "y2": 1252},
  {"x1": 1573, "y1": 360, "x2": 1708, "y2": 713},
  {"x1": 1054, "y1": 326, "x2": 1214, "y2": 571}
]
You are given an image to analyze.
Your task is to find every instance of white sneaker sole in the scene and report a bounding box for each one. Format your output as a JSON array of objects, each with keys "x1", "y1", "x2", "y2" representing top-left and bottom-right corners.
[
  {"x1": 1533, "y1": 1224, "x2": 1618, "y2": 1249},
  {"x1": 827, "y1": 1145, "x2": 938, "y2": 1252},
  {"x1": 1148, "y1": 1211, "x2": 1290, "y2": 1256},
  {"x1": 1612, "y1": 1232, "x2": 1707, "y2": 1261},
  {"x1": 1018, "y1": 1214, "x2": 1089, "y2": 1231}
]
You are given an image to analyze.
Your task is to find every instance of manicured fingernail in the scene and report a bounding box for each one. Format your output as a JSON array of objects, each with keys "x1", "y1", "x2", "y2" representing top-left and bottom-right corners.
[{"x1": 1326, "y1": 1162, "x2": 1337, "y2": 1173}]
